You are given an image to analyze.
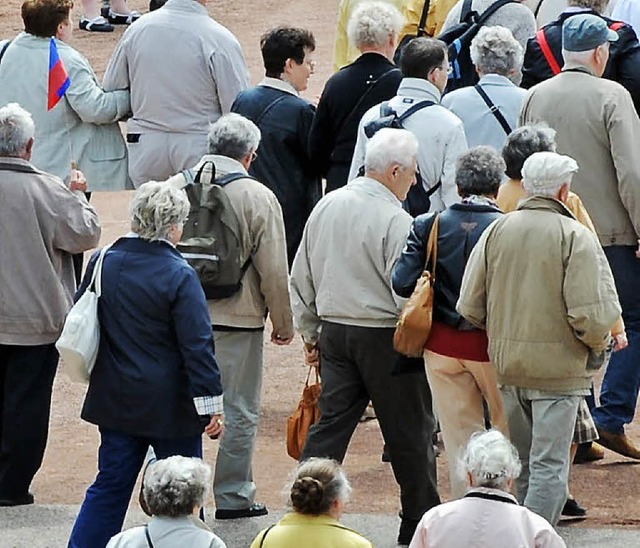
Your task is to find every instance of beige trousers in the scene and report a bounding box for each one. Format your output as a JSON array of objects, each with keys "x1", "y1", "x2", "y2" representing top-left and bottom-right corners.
[{"x1": 425, "y1": 350, "x2": 508, "y2": 499}]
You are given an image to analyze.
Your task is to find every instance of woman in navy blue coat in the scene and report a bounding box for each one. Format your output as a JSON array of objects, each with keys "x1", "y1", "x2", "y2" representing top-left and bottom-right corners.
[{"x1": 69, "y1": 182, "x2": 224, "y2": 548}]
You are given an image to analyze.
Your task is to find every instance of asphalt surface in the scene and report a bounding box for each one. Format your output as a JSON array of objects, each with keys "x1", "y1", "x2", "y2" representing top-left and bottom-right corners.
[{"x1": 1, "y1": 505, "x2": 639, "y2": 547}]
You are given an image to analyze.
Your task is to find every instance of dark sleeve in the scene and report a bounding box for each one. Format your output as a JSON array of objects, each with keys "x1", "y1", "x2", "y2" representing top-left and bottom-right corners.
[
  {"x1": 298, "y1": 103, "x2": 322, "y2": 207},
  {"x1": 171, "y1": 267, "x2": 223, "y2": 400},
  {"x1": 392, "y1": 214, "x2": 436, "y2": 297},
  {"x1": 308, "y1": 82, "x2": 335, "y2": 178},
  {"x1": 610, "y1": 26, "x2": 640, "y2": 115},
  {"x1": 521, "y1": 36, "x2": 555, "y2": 89}
]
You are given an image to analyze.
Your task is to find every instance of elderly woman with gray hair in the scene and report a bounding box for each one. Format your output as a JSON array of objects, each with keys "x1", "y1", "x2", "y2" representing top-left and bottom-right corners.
[
  {"x1": 442, "y1": 26, "x2": 526, "y2": 151},
  {"x1": 69, "y1": 182, "x2": 224, "y2": 548},
  {"x1": 409, "y1": 430, "x2": 566, "y2": 547},
  {"x1": 309, "y1": 1, "x2": 404, "y2": 192},
  {"x1": 393, "y1": 146, "x2": 509, "y2": 500},
  {"x1": 106, "y1": 456, "x2": 225, "y2": 547}
]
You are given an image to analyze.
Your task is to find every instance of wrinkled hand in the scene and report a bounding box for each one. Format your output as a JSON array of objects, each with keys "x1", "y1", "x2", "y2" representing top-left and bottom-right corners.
[
  {"x1": 204, "y1": 413, "x2": 224, "y2": 440},
  {"x1": 69, "y1": 168, "x2": 88, "y2": 193},
  {"x1": 304, "y1": 341, "x2": 320, "y2": 368},
  {"x1": 271, "y1": 331, "x2": 294, "y2": 346},
  {"x1": 613, "y1": 331, "x2": 629, "y2": 352}
]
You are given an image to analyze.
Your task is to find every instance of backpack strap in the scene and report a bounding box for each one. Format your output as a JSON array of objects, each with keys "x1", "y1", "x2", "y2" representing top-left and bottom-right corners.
[
  {"x1": 144, "y1": 525, "x2": 155, "y2": 548},
  {"x1": 474, "y1": 84, "x2": 512, "y2": 135},
  {"x1": 258, "y1": 524, "x2": 276, "y2": 548},
  {"x1": 0, "y1": 40, "x2": 11, "y2": 66},
  {"x1": 610, "y1": 21, "x2": 625, "y2": 31},
  {"x1": 418, "y1": 0, "x2": 432, "y2": 36},
  {"x1": 460, "y1": 0, "x2": 475, "y2": 22},
  {"x1": 216, "y1": 172, "x2": 260, "y2": 186},
  {"x1": 533, "y1": 0, "x2": 545, "y2": 18},
  {"x1": 536, "y1": 28, "x2": 562, "y2": 75},
  {"x1": 397, "y1": 100, "x2": 436, "y2": 123}
]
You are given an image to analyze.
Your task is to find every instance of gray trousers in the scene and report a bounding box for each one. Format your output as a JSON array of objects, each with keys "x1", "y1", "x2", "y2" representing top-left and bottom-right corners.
[
  {"x1": 212, "y1": 329, "x2": 264, "y2": 510},
  {"x1": 501, "y1": 385, "x2": 580, "y2": 525},
  {"x1": 127, "y1": 132, "x2": 208, "y2": 188},
  {"x1": 301, "y1": 322, "x2": 440, "y2": 521}
]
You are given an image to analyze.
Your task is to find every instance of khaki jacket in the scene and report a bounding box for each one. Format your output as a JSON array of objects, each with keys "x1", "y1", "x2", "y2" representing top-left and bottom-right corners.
[
  {"x1": 0, "y1": 158, "x2": 101, "y2": 345},
  {"x1": 458, "y1": 196, "x2": 621, "y2": 392},
  {"x1": 520, "y1": 69, "x2": 640, "y2": 246},
  {"x1": 168, "y1": 155, "x2": 293, "y2": 336}
]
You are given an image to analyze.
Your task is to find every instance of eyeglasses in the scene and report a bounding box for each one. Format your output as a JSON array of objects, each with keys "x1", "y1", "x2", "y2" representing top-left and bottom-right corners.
[
  {"x1": 250, "y1": 150, "x2": 258, "y2": 161},
  {"x1": 431, "y1": 62, "x2": 453, "y2": 76}
]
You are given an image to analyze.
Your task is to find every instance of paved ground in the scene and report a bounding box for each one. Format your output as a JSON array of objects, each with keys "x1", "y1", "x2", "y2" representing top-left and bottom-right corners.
[{"x1": 1, "y1": 505, "x2": 639, "y2": 548}]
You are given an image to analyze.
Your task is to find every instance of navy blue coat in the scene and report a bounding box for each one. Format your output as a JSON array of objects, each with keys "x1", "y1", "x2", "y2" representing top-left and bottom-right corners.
[
  {"x1": 231, "y1": 85, "x2": 321, "y2": 267},
  {"x1": 79, "y1": 237, "x2": 222, "y2": 439}
]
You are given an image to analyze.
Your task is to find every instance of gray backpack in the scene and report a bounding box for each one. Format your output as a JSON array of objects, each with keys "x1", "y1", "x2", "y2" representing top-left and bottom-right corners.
[{"x1": 177, "y1": 161, "x2": 254, "y2": 299}]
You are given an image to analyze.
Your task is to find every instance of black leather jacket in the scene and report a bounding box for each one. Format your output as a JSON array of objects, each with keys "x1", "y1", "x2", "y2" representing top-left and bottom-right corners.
[{"x1": 392, "y1": 201, "x2": 503, "y2": 330}]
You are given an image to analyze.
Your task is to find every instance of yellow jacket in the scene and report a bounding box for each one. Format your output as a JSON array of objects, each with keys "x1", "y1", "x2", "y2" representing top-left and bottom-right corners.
[
  {"x1": 251, "y1": 513, "x2": 373, "y2": 548},
  {"x1": 496, "y1": 179, "x2": 624, "y2": 336}
]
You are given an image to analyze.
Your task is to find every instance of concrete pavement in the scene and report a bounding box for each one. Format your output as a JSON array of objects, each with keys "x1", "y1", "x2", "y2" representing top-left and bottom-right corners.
[{"x1": 1, "y1": 504, "x2": 639, "y2": 547}]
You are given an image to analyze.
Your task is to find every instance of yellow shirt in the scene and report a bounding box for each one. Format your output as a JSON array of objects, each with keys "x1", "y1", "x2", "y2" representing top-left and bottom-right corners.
[{"x1": 250, "y1": 513, "x2": 373, "y2": 548}]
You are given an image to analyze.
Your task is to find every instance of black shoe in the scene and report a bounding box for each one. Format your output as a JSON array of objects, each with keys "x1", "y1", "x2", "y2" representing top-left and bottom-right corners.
[
  {"x1": 102, "y1": 8, "x2": 141, "y2": 24},
  {"x1": 561, "y1": 497, "x2": 587, "y2": 520},
  {"x1": 397, "y1": 516, "x2": 419, "y2": 545},
  {"x1": 79, "y1": 16, "x2": 114, "y2": 32},
  {"x1": 215, "y1": 502, "x2": 268, "y2": 520},
  {"x1": 0, "y1": 492, "x2": 34, "y2": 507}
]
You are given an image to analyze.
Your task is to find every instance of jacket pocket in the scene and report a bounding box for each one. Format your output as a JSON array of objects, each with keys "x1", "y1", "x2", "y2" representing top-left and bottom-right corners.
[{"x1": 86, "y1": 125, "x2": 127, "y2": 161}]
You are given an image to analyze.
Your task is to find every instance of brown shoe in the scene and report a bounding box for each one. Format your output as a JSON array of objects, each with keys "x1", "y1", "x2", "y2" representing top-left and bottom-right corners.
[
  {"x1": 573, "y1": 442, "x2": 605, "y2": 464},
  {"x1": 596, "y1": 428, "x2": 640, "y2": 460}
]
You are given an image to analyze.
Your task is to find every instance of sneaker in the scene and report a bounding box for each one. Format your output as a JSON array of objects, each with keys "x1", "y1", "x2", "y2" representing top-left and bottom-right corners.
[
  {"x1": 102, "y1": 7, "x2": 141, "y2": 24},
  {"x1": 79, "y1": 16, "x2": 114, "y2": 32},
  {"x1": 561, "y1": 497, "x2": 587, "y2": 520}
]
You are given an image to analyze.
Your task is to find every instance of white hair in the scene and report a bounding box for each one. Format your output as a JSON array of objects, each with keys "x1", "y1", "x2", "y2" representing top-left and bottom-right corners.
[
  {"x1": 459, "y1": 430, "x2": 522, "y2": 491},
  {"x1": 0, "y1": 103, "x2": 35, "y2": 157},
  {"x1": 208, "y1": 113, "x2": 261, "y2": 161},
  {"x1": 130, "y1": 181, "x2": 190, "y2": 241},
  {"x1": 347, "y1": 1, "x2": 404, "y2": 51},
  {"x1": 470, "y1": 26, "x2": 524, "y2": 77},
  {"x1": 143, "y1": 456, "x2": 211, "y2": 517},
  {"x1": 364, "y1": 128, "x2": 419, "y2": 173},
  {"x1": 522, "y1": 151, "x2": 579, "y2": 198}
]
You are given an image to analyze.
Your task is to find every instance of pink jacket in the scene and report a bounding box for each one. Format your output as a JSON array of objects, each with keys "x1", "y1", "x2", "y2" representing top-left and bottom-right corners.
[{"x1": 409, "y1": 488, "x2": 566, "y2": 548}]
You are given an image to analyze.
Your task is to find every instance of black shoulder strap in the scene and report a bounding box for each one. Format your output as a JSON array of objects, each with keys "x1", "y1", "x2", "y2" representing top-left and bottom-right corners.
[
  {"x1": 474, "y1": 85, "x2": 512, "y2": 135},
  {"x1": 0, "y1": 161, "x2": 39, "y2": 174},
  {"x1": 418, "y1": 0, "x2": 432, "y2": 36},
  {"x1": 397, "y1": 100, "x2": 436, "y2": 124},
  {"x1": 0, "y1": 40, "x2": 11, "y2": 66},
  {"x1": 533, "y1": 0, "x2": 545, "y2": 17},
  {"x1": 460, "y1": 0, "x2": 475, "y2": 21},
  {"x1": 216, "y1": 172, "x2": 260, "y2": 187},
  {"x1": 464, "y1": 491, "x2": 518, "y2": 505},
  {"x1": 144, "y1": 525, "x2": 155, "y2": 548},
  {"x1": 255, "y1": 95, "x2": 289, "y2": 126},
  {"x1": 194, "y1": 160, "x2": 215, "y2": 185},
  {"x1": 259, "y1": 524, "x2": 276, "y2": 548},
  {"x1": 477, "y1": 0, "x2": 515, "y2": 25}
]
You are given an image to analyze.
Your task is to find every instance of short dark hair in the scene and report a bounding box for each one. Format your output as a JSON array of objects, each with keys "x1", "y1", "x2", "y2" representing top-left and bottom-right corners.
[
  {"x1": 400, "y1": 37, "x2": 447, "y2": 79},
  {"x1": 22, "y1": 0, "x2": 73, "y2": 38},
  {"x1": 260, "y1": 26, "x2": 316, "y2": 78},
  {"x1": 456, "y1": 146, "x2": 505, "y2": 198},
  {"x1": 502, "y1": 125, "x2": 556, "y2": 180}
]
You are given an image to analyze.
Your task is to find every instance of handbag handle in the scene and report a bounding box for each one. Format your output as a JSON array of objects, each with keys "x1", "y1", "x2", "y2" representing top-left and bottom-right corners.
[
  {"x1": 304, "y1": 364, "x2": 319, "y2": 386},
  {"x1": 424, "y1": 215, "x2": 440, "y2": 278},
  {"x1": 89, "y1": 246, "x2": 109, "y2": 297}
]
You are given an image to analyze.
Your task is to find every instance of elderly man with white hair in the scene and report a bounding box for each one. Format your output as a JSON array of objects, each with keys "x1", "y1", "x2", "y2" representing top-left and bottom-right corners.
[
  {"x1": 291, "y1": 127, "x2": 440, "y2": 546},
  {"x1": 442, "y1": 26, "x2": 526, "y2": 151},
  {"x1": 310, "y1": 1, "x2": 404, "y2": 192},
  {"x1": 0, "y1": 103, "x2": 100, "y2": 507},
  {"x1": 457, "y1": 151, "x2": 621, "y2": 525},
  {"x1": 520, "y1": 13, "x2": 640, "y2": 463},
  {"x1": 409, "y1": 430, "x2": 566, "y2": 548},
  {"x1": 168, "y1": 113, "x2": 293, "y2": 520}
]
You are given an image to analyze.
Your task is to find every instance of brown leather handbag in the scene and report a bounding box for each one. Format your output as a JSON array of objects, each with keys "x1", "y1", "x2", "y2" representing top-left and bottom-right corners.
[
  {"x1": 286, "y1": 366, "x2": 322, "y2": 460},
  {"x1": 393, "y1": 216, "x2": 439, "y2": 357}
]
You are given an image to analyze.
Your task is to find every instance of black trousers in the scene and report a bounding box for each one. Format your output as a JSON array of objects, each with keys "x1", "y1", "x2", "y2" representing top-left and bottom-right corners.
[
  {"x1": 301, "y1": 322, "x2": 440, "y2": 520},
  {"x1": 0, "y1": 343, "x2": 58, "y2": 498}
]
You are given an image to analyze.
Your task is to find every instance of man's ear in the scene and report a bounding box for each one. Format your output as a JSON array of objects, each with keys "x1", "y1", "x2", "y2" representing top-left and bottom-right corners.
[{"x1": 24, "y1": 137, "x2": 34, "y2": 158}]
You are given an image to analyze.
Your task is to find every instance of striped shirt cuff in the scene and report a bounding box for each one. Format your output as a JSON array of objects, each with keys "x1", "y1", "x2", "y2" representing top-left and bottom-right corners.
[{"x1": 193, "y1": 395, "x2": 224, "y2": 416}]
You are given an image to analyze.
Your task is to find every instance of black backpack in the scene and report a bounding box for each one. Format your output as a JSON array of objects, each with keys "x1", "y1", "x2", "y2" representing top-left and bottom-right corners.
[
  {"x1": 177, "y1": 162, "x2": 255, "y2": 300},
  {"x1": 438, "y1": 0, "x2": 515, "y2": 92},
  {"x1": 362, "y1": 100, "x2": 442, "y2": 217},
  {"x1": 393, "y1": 0, "x2": 431, "y2": 66}
]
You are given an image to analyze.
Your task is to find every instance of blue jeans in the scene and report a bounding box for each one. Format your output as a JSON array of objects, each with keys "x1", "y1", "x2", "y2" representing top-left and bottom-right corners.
[
  {"x1": 68, "y1": 428, "x2": 201, "y2": 548},
  {"x1": 591, "y1": 246, "x2": 640, "y2": 433}
]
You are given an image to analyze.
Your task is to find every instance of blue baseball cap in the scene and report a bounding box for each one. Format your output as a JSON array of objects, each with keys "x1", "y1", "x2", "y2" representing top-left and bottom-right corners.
[{"x1": 562, "y1": 14, "x2": 618, "y2": 52}]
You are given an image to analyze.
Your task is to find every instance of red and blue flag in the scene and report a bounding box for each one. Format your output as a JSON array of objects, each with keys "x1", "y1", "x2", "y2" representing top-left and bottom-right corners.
[{"x1": 48, "y1": 37, "x2": 71, "y2": 111}]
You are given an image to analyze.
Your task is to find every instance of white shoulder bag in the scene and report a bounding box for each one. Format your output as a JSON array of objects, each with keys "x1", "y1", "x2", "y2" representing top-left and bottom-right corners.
[{"x1": 56, "y1": 246, "x2": 108, "y2": 384}]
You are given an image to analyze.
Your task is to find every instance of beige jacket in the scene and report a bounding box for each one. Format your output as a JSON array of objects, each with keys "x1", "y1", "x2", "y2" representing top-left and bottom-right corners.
[
  {"x1": 168, "y1": 155, "x2": 293, "y2": 336},
  {"x1": 457, "y1": 196, "x2": 621, "y2": 392},
  {"x1": 290, "y1": 177, "x2": 412, "y2": 344},
  {"x1": 0, "y1": 158, "x2": 101, "y2": 345},
  {"x1": 520, "y1": 68, "x2": 640, "y2": 246}
]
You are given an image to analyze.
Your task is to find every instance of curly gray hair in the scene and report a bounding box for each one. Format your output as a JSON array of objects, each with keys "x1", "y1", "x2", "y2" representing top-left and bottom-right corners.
[
  {"x1": 458, "y1": 430, "x2": 522, "y2": 491},
  {"x1": 130, "y1": 181, "x2": 190, "y2": 241},
  {"x1": 470, "y1": 26, "x2": 524, "y2": 77},
  {"x1": 502, "y1": 124, "x2": 557, "y2": 180},
  {"x1": 143, "y1": 456, "x2": 211, "y2": 517},
  {"x1": 455, "y1": 146, "x2": 505, "y2": 198},
  {"x1": 0, "y1": 103, "x2": 35, "y2": 157},
  {"x1": 208, "y1": 113, "x2": 261, "y2": 161},
  {"x1": 347, "y1": 1, "x2": 404, "y2": 51}
]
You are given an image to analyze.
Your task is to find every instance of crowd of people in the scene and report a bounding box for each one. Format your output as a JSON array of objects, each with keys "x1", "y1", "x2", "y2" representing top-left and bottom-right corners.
[{"x1": 1, "y1": 0, "x2": 640, "y2": 546}]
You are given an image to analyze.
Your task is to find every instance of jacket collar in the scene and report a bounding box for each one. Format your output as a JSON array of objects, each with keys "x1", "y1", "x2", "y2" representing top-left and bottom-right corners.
[
  {"x1": 349, "y1": 176, "x2": 403, "y2": 207},
  {"x1": 164, "y1": 0, "x2": 208, "y2": 15},
  {"x1": 113, "y1": 235, "x2": 182, "y2": 257},
  {"x1": 516, "y1": 195, "x2": 577, "y2": 220},
  {"x1": 478, "y1": 73, "x2": 516, "y2": 87},
  {"x1": 197, "y1": 154, "x2": 248, "y2": 176},
  {"x1": 350, "y1": 51, "x2": 396, "y2": 69},
  {"x1": 259, "y1": 77, "x2": 299, "y2": 97},
  {"x1": 465, "y1": 486, "x2": 519, "y2": 504},
  {"x1": 0, "y1": 156, "x2": 36, "y2": 168},
  {"x1": 397, "y1": 78, "x2": 442, "y2": 103}
]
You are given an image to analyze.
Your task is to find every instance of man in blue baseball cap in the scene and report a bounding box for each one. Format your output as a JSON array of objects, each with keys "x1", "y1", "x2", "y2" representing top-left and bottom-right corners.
[{"x1": 520, "y1": 11, "x2": 640, "y2": 475}]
